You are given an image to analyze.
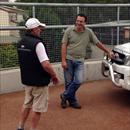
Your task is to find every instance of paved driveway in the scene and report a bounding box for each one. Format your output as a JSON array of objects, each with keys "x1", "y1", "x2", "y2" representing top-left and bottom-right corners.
[{"x1": 0, "y1": 79, "x2": 130, "y2": 130}]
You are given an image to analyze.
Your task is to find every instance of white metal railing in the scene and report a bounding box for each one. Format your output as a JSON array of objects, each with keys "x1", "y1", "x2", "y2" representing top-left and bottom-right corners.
[{"x1": 0, "y1": 2, "x2": 130, "y2": 69}]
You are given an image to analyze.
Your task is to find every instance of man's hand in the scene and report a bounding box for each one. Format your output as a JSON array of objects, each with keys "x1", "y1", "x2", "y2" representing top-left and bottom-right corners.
[
  {"x1": 108, "y1": 51, "x2": 115, "y2": 59},
  {"x1": 51, "y1": 76, "x2": 59, "y2": 85},
  {"x1": 61, "y1": 61, "x2": 68, "y2": 69}
]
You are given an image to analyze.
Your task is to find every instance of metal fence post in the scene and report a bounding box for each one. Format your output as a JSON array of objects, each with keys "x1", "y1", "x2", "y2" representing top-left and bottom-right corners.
[
  {"x1": 32, "y1": 5, "x2": 35, "y2": 18},
  {"x1": 117, "y1": 6, "x2": 120, "y2": 45},
  {"x1": 77, "y1": 6, "x2": 79, "y2": 14}
]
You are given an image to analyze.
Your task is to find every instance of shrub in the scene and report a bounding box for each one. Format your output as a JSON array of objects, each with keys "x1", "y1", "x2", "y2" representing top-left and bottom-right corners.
[{"x1": 0, "y1": 44, "x2": 19, "y2": 69}]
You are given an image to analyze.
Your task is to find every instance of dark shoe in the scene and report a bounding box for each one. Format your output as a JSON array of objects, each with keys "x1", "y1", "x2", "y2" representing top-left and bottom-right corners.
[
  {"x1": 70, "y1": 102, "x2": 81, "y2": 109},
  {"x1": 17, "y1": 128, "x2": 24, "y2": 130},
  {"x1": 60, "y1": 93, "x2": 67, "y2": 108}
]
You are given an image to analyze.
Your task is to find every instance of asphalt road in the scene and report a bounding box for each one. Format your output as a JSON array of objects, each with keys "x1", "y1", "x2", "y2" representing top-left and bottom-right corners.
[{"x1": 0, "y1": 79, "x2": 130, "y2": 130}]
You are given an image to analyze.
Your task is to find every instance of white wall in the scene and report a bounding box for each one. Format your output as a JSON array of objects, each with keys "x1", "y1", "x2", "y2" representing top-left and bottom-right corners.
[{"x1": 0, "y1": 61, "x2": 106, "y2": 94}]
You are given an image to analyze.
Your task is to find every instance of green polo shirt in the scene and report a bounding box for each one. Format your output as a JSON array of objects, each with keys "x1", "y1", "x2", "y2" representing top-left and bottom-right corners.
[{"x1": 62, "y1": 26, "x2": 100, "y2": 61}]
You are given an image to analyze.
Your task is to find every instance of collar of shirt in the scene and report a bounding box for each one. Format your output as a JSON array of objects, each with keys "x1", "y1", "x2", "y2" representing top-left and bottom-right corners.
[{"x1": 73, "y1": 26, "x2": 86, "y2": 33}]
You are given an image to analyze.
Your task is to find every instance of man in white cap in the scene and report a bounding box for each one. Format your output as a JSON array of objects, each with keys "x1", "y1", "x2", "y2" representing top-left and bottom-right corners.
[{"x1": 17, "y1": 18, "x2": 59, "y2": 130}]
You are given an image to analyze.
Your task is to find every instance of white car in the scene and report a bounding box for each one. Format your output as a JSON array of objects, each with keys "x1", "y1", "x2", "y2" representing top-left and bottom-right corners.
[{"x1": 102, "y1": 42, "x2": 130, "y2": 90}]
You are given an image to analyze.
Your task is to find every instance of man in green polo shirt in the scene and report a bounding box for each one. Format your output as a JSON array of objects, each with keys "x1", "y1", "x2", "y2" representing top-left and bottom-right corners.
[{"x1": 60, "y1": 13, "x2": 115, "y2": 109}]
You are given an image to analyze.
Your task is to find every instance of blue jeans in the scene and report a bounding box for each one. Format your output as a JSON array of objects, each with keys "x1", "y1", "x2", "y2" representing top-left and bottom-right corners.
[{"x1": 63, "y1": 59, "x2": 84, "y2": 103}]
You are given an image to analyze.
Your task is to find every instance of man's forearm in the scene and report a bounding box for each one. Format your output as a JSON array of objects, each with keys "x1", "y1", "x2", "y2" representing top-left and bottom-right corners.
[
  {"x1": 96, "y1": 42, "x2": 110, "y2": 54},
  {"x1": 61, "y1": 43, "x2": 67, "y2": 62},
  {"x1": 41, "y1": 61, "x2": 56, "y2": 78}
]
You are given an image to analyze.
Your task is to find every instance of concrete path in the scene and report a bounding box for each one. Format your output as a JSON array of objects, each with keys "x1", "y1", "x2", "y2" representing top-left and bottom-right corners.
[{"x1": 0, "y1": 79, "x2": 130, "y2": 130}]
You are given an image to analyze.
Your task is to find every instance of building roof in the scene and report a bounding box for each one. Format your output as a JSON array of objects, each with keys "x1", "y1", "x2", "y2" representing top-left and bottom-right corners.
[
  {"x1": 0, "y1": 0, "x2": 8, "y2": 1},
  {"x1": 0, "y1": 6, "x2": 25, "y2": 14}
]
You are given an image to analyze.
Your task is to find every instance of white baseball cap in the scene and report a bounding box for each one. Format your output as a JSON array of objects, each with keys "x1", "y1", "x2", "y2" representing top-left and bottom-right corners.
[{"x1": 25, "y1": 18, "x2": 46, "y2": 29}]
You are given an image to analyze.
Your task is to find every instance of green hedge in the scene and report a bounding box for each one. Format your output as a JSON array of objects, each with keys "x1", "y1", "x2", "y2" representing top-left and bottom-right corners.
[{"x1": 0, "y1": 44, "x2": 19, "y2": 69}]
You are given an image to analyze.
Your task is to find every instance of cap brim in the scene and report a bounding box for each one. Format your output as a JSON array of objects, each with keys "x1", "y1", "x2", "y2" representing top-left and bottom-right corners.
[{"x1": 39, "y1": 23, "x2": 46, "y2": 27}]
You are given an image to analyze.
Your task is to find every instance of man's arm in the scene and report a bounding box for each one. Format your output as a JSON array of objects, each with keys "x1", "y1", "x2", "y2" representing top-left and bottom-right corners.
[
  {"x1": 96, "y1": 42, "x2": 115, "y2": 58},
  {"x1": 61, "y1": 43, "x2": 68, "y2": 69},
  {"x1": 36, "y1": 42, "x2": 59, "y2": 84},
  {"x1": 41, "y1": 60, "x2": 59, "y2": 84}
]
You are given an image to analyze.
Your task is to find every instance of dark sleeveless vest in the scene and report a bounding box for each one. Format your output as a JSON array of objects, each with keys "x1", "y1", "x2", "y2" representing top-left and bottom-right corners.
[{"x1": 17, "y1": 32, "x2": 51, "y2": 86}]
